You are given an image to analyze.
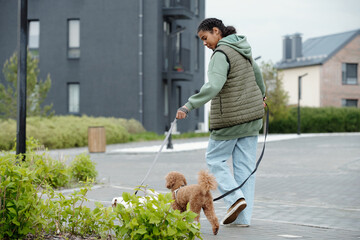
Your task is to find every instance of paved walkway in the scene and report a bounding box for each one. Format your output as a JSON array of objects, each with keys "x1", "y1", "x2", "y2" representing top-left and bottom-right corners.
[{"x1": 52, "y1": 133, "x2": 360, "y2": 239}]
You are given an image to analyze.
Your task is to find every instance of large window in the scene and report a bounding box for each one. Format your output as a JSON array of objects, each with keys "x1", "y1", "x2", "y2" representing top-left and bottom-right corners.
[
  {"x1": 195, "y1": 36, "x2": 200, "y2": 71},
  {"x1": 342, "y1": 99, "x2": 358, "y2": 107},
  {"x1": 163, "y1": 21, "x2": 170, "y2": 71},
  {"x1": 28, "y1": 20, "x2": 40, "y2": 58},
  {"x1": 68, "y1": 83, "x2": 80, "y2": 113},
  {"x1": 342, "y1": 63, "x2": 358, "y2": 85},
  {"x1": 164, "y1": 82, "x2": 168, "y2": 116},
  {"x1": 194, "y1": 0, "x2": 199, "y2": 15},
  {"x1": 176, "y1": 86, "x2": 182, "y2": 108},
  {"x1": 175, "y1": 31, "x2": 181, "y2": 66},
  {"x1": 68, "y1": 19, "x2": 80, "y2": 59}
]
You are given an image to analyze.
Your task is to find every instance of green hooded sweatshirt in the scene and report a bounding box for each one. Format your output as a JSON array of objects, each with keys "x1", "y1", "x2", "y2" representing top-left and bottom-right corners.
[{"x1": 185, "y1": 34, "x2": 265, "y2": 140}]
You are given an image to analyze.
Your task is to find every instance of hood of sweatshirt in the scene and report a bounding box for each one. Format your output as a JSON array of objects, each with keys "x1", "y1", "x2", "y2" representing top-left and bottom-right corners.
[{"x1": 217, "y1": 34, "x2": 253, "y2": 60}]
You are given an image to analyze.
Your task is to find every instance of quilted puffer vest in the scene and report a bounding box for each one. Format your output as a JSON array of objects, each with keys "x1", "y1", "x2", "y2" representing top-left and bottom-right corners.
[{"x1": 210, "y1": 45, "x2": 264, "y2": 130}]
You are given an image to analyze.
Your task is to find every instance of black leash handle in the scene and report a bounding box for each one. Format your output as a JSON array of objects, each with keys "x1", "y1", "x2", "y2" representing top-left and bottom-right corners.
[{"x1": 213, "y1": 104, "x2": 269, "y2": 202}]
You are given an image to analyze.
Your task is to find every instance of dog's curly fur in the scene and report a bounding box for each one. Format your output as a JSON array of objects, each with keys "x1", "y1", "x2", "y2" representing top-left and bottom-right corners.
[{"x1": 165, "y1": 170, "x2": 219, "y2": 235}]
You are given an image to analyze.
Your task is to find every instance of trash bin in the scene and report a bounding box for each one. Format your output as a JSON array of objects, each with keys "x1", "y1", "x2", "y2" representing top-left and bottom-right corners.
[{"x1": 88, "y1": 126, "x2": 106, "y2": 153}]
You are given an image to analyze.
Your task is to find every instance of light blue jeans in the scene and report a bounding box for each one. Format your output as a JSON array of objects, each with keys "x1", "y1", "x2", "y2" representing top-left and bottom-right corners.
[{"x1": 206, "y1": 136, "x2": 258, "y2": 225}]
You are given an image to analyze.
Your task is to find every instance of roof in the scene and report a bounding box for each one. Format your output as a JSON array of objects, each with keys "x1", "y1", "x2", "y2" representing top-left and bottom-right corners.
[{"x1": 275, "y1": 29, "x2": 360, "y2": 69}]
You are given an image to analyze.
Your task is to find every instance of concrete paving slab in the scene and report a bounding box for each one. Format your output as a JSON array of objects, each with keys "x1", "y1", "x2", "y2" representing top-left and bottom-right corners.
[{"x1": 53, "y1": 133, "x2": 360, "y2": 239}]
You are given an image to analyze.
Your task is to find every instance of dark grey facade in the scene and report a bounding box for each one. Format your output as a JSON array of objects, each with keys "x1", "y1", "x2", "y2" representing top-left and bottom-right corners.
[{"x1": 0, "y1": 0, "x2": 205, "y2": 134}]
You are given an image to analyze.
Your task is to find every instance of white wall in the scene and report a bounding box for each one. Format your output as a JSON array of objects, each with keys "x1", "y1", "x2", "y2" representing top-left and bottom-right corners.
[{"x1": 280, "y1": 65, "x2": 321, "y2": 107}]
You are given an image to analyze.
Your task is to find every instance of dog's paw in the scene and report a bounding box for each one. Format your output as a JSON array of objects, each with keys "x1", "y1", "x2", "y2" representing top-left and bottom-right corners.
[{"x1": 213, "y1": 226, "x2": 219, "y2": 235}]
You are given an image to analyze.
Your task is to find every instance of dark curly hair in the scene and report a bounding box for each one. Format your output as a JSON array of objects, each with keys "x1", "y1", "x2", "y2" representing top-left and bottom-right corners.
[{"x1": 197, "y1": 18, "x2": 236, "y2": 37}]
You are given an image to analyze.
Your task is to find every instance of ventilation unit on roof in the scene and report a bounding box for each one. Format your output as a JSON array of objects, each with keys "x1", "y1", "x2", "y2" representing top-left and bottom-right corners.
[{"x1": 282, "y1": 33, "x2": 303, "y2": 62}]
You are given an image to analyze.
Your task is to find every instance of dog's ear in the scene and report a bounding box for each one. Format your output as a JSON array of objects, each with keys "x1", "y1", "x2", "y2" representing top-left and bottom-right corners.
[{"x1": 165, "y1": 174, "x2": 174, "y2": 189}]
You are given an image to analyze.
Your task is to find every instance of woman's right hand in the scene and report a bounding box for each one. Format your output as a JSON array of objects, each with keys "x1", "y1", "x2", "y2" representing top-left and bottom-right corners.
[{"x1": 176, "y1": 105, "x2": 189, "y2": 119}]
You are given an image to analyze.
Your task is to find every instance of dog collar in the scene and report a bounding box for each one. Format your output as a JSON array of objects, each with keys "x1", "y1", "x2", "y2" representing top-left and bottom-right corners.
[{"x1": 174, "y1": 185, "x2": 185, "y2": 200}]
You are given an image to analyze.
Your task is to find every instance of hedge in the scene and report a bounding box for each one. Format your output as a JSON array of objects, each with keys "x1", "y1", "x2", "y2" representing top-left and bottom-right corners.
[
  {"x1": 1, "y1": 107, "x2": 359, "y2": 151},
  {"x1": 0, "y1": 115, "x2": 145, "y2": 151},
  {"x1": 269, "y1": 107, "x2": 360, "y2": 133}
]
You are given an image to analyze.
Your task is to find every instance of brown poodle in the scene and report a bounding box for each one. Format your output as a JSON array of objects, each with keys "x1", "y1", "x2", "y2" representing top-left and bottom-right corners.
[{"x1": 165, "y1": 170, "x2": 220, "y2": 235}]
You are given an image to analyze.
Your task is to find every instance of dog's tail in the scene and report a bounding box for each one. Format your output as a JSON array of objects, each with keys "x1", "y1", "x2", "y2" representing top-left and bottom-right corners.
[{"x1": 198, "y1": 170, "x2": 217, "y2": 193}]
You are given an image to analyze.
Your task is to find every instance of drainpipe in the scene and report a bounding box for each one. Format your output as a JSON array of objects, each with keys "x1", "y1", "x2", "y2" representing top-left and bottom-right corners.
[{"x1": 138, "y1": 0, "x2": 144, "y2": 124}]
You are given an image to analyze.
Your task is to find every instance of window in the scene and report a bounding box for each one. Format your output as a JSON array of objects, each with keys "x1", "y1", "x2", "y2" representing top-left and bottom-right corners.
[
  {"x1": 342, "y1": 99, "x2": 358, "y2": 107},
  {"x1": 342, "y1": 63, "x2": 358, "y2": 85},
  {"x1": 194, "y1": 0, "x2": 199, "y2": 15},
  {"x1": 163, "y1": 21, "x2": 170, "y2": 71},
  {"x1": 68, "y1": 19, "x2": 80, "y2": 58},
  {"x1": 195, "y1": 36, "x2": 200, "y2": 71},
  {"x1": 68, "y1": 83, "x2": 80, "y2": 113},
  {"x1": 28, "y1": 20, "x2": 40, "y2": 58},
  {"x1": 164, "y1": 82, "x2": 168, "y2": 116},
  {"x1": 164, "y1": 0, "x2": 170, "y2": 7},
  {"x1": 176, "y1": 86, "x2": 182, "y2": 108},
  {"x1": 175, "y1": 31, "x2": 181, "y2": 66}
]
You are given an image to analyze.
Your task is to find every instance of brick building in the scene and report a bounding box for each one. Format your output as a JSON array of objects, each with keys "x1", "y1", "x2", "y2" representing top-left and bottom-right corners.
[{"x1": 275, "y1": 29, "x2": 360, "y2": 108}]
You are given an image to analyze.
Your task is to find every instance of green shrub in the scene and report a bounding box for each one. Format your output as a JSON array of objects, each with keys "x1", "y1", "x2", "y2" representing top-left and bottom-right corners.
[
  {"x1": 113, "y1": 187, "x2": 202, "y2": 240},
  {"x1": 269, "y1": 107, "x2": 360, "y2": 133},
  {"x1": 27, "y1": 153, "x2": 70, "y2": 188},
  {"x1": 18, "y1": 138, "x2": 70, "y2": 188},
  {"x1": 0, "y1": 116, "x2": 146, "y2": 151},
  {"x1": 69, "y1": 153, "x2": 98, "y2": 182},
  {"x1": 0, "y1": 140, "x2": 99, "y2": 239},
  {"x1": 0, "y1": 149, "x2": 203, "y2": 239},
  {"x1": 9, "y1": 138, "x2": 97, "y2": 189},
  {"x1": 0, "y1": 118, "x2": 16, "y2": 150},
  {"x1": 42, "y1": 185, "x2": 202, "y2": 239},
  {"x1": 43, "y1": 181, "x2": 103, "y2": 237},
  {"x1": 0, "y1": 152, "x2": 46, "y2": 239}
]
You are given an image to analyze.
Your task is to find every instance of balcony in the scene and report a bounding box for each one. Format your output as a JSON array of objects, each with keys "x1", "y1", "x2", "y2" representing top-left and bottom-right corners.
[
  {"x1": 163, "y1": 0, "x2": 194, "y2": 20},
  {"x1": 163, "y1": 48, "x2": 193, "y2": 81}
]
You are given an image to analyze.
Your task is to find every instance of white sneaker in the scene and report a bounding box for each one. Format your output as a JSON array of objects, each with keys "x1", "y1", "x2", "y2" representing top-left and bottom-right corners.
[
  {"x1": 234, "y1": 224, "x2": 249, "y2": 227},
  {"x1": 221, "y1": 198, "x2": 247, "y2": 225}
]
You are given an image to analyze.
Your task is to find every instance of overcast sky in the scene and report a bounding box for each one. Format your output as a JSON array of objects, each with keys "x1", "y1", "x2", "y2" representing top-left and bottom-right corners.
[{"x1": 204, "y1": 0, "x2": 360, "y2": 64}]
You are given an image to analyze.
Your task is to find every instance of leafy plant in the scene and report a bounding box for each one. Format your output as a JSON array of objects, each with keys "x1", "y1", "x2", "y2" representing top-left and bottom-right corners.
[
  {"x1": 69, "y1": 153, "x2": 97, "y2": 182},
  {"x1": 113, "y1": 186, "x2": 203, "y2": 240},
  {"x1": 13, "y1": 137, "x2": 70, "y2": 188},
  {"x1": 42, "y1": 181, "x2": 104, "y2": 237},
  {"x1": 0, "y1": 152, "x2": 46, "y2": 239},
  {"x1": 1, "y1": 140, "x2": 203, "y2": 239}
]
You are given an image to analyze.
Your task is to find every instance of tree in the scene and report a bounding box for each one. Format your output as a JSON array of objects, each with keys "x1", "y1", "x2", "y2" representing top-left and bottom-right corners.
[
  {"x1": 0, "y1": 50, "x2": 53, "y2": 119},
  {"x1": 260, "y1": 60, "x2": 289, "y2": 121}
]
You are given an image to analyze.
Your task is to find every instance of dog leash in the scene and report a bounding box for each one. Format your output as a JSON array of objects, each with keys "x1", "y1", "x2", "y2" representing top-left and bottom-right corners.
[
  {"x1": 135, "y1": 117, "x2": 177, "y2": 195},
  {"x1": 213, "y1": 104, "x2": 269, "y2": 202}
]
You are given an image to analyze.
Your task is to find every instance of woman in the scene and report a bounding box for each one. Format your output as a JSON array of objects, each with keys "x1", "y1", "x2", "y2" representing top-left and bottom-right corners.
[{"x1": 176, "y1": 18, "x2": 266, "y2": 226}]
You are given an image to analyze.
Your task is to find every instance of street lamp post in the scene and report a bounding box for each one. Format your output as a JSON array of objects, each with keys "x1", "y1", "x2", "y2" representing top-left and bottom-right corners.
[
  {"x1": 254, "y1": 56, "x2": 261, "y2": 61},
  {"x1": 297, "y1": 73, "x2": 308, "y2": 135},
  {"x1": 16, "y1": 0, "x2": 28, "y2": 159}
]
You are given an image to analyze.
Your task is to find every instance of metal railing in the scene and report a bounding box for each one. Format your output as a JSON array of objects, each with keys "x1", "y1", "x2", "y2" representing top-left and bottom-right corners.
[{"x1": 163, "y1": 0, "x2": 191, "y2": 10}]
